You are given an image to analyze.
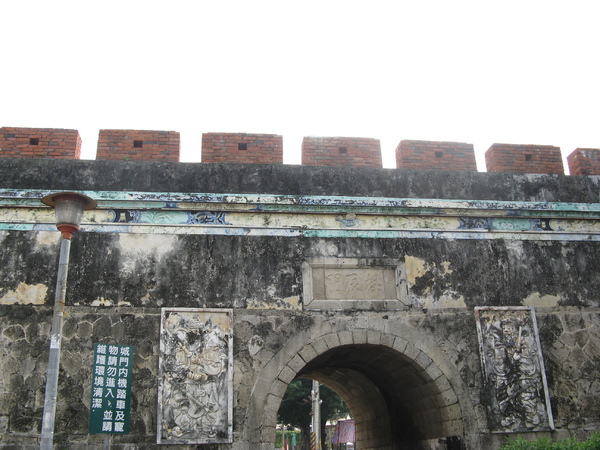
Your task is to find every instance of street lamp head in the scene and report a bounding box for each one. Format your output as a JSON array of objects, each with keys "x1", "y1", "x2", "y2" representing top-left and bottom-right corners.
[{"x1": 41, "y1": 192, "x2": 97, "y2": 239}]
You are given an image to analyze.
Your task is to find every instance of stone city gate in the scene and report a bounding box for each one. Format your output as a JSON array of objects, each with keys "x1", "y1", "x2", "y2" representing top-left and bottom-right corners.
[
  {"x1": 0, "y1": 147, "x2": 599, "y2": 449},
  {"x1": 244, "y1": 316, "x2": 475, "y2": 449}
]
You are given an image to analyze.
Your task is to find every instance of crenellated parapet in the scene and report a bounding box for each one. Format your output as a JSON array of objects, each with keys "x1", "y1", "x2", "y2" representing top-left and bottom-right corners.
[
  {"x1": 201, "y1": 132, "x2": 283, "y2": 164},
  {"x1": 485, "y1": 143, "x2": 564, "y2": 174},
  {"x1": 567, "y1": 148, "x2": 600, "y2": 175},
  {"x1": 1, "y1": 127, "x2": 600, "y2": 176},
  {"x1": 0, "y1": 127, "x2": 81, "y2": 159},
  {"x1": 396, "y1": 140, "x2": 476, "y2": 171},
  {"x1": 301, "y1": 136, "x2": 382, "y2": 167},
  {"x1": 97, "y1": 129, "x2": 180, "y2": 162}
]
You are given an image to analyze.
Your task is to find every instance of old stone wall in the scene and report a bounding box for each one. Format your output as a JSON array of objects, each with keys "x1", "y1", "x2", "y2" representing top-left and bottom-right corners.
[
  {"x1": 0, "y1": 159, "x2": 598, "y2": 449},
  {"x1": 0, "y1": 229, "x2": 599, "y2": 447}
]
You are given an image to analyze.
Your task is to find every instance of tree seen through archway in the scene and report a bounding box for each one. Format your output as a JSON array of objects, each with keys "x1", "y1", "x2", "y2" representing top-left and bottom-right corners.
[{"x1": 277, "y1": 378, "x2": 351, "y2": 450}]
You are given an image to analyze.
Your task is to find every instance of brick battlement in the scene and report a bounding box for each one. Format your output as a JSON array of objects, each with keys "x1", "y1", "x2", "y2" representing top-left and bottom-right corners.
[
  {"x1": 2, "y1": 126, "x2": 600, "y2": 176},
  {"x1": 202, "y1": 133, "x2": 283, "y2": 164},
  {"x1": 0, "y1": 127, "x2": 81, "y2": 159},
  {"x1": 396, "y1": 140, "x2": 476, "y2": 171},
  {"x1": 302, "y1": 136, "x2": 382, "y2": 168},
  {"x1": 97, "y1": 129, "x2": 180, "y2": 162},
  {"x1": 567, "y1": 148, "x2": 600, "y2": 176},
  {"x1": 485, "y1": 143, "x2": 564, "y2": 174}
]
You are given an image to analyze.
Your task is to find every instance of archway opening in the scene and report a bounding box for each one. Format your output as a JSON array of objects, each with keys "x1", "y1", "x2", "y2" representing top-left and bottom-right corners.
[
  {"x1": 277, "y1": 378, "x2": 351, "y2": 450},
  {"x1": 294, "y1": 343, "x2": 462, "y2": 449}
]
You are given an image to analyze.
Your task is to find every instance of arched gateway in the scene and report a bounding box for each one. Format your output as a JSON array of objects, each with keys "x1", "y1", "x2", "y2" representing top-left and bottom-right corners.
[{"x1": 243, "y1": 317, "x2": 483, "y2": 450}]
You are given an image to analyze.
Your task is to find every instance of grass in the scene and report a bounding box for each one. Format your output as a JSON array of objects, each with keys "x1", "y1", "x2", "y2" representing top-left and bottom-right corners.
[{"x1": 500, "y1": 432, "x2": 600, "y2": 450}]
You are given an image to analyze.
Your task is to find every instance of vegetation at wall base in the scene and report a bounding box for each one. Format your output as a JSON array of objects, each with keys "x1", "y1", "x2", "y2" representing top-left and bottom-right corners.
[{"x1": 500, "y1": 432, "x2": 600, "y2": 450}]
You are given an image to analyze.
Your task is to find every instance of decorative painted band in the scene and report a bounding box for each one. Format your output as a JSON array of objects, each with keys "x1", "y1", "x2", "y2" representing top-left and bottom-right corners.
[
  {"x1": 0, "y1": 222, "x2": 598, "y2": 242},
  {"x1": 1, "y1": 189, "x2": 599, "y2": 216},
  {"x1": 0, "y1": 189, "x2": 598, "y2": 240}
]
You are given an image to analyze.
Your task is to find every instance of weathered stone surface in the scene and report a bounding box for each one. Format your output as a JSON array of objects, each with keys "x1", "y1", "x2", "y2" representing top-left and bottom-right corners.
[
  {"x1": 0, "y1": 159, "x2": 598, "y2": 448},
  {"x1": 0, "y1": 158, "x2": 598, "y2": 202}
]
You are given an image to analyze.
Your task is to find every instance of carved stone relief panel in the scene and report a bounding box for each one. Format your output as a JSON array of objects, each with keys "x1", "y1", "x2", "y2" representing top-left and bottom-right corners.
[
  {"x1": 475, "y1": 306, "x2": 554, "y2": 433},
  {"x1": 157, "y1": 308, "x2": 233, "y2": 444},
  {"x1": 303, "y1": 258, "x2": 408, "y2": 310}
]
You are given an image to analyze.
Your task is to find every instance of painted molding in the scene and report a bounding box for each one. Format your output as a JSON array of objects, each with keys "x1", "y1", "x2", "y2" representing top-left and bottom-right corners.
[{"x1": 0, "y1": 189, "x2": 598, "y2": 241}]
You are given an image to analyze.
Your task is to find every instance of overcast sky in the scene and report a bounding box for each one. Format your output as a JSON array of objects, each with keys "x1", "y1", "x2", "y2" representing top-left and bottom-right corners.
[{"x1": 2, "y1": 1, "x2": 599, "y2": 171}]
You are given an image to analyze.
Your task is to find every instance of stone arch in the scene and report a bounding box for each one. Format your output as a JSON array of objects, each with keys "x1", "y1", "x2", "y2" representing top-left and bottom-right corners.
[{"x1": 244, "y1": 316, "x2": 483, "y2": 449}]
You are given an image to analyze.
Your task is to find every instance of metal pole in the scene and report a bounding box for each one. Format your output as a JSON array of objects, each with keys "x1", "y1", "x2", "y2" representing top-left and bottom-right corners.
[
  {"x1": 40, "y1": 237, "x2": 72, "y2": 449},
  {"x1": 312, "y1": 380, "x2": 321, "y2": 450}
]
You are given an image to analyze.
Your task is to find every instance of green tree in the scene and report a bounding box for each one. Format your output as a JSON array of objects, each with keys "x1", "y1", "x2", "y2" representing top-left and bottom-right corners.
[{"x1": 277, "y1": 378, "x2": 351, "y2": 450}]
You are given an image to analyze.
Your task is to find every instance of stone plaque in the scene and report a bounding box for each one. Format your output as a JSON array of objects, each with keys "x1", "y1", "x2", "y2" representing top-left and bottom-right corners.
[
  {"x1": 303, "y1": 258, "x2": 407, "y2": 310},
  {"x1": 323, "y1": 267, "x2": 391, "y2": 300},
  {"x1": 475, "y1": 307, "x2": 554, "y2": 432},
  {"x1": 157, "y1": 308, "x2": 233, "y2": 444}
]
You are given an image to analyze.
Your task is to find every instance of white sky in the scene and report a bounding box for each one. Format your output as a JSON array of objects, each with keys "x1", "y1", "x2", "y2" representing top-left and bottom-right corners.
[{"x1": 2, "y1": 1, "x2": 599, "y2": 172}]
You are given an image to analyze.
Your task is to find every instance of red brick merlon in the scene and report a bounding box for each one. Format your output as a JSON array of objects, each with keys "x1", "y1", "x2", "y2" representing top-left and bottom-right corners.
[
  {"x1": 0, "y1": 127, "x2": 81, "y2": 159},
  {"x1": 485, "y1": 143, "x2": 564, "y2": 174},
  {"x1": 202, "y1": 133, "x2": 283, "y2": 164},
  {"x1": 96, "y1": 129, "x2": 180, "y2": 162},
  {"x1": 302, "y1": 136, "x2": 382, "y2": 168},
  {"x1": 395, "y1": 140, "x2": 476, "y2": 171},
  {"x1": 567, "y1": 148, "x2": 600, "y2": 176}
]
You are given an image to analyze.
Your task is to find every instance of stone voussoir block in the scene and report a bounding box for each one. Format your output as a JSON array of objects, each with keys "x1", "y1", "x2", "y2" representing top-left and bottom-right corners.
[
  {"x1": 352, "y1": 329, "x2": 368, "y2": 345},
  {"x1": 366, "y1": 330, "x2": 383, "y2": 345},
  {"x1": 323, "y1": 333, "x2": 341, "y2": 349},
  {"x1": 414, "y1": 350, "x2": 434, "y2": 371},
  {"x1": 297, "y1": 343, "x2": 318, "y2": 363},
  {"x1": 403, "y1": 343, "x2": 421, "y2": 360},
  {"x1": 440, "y1": 401, "x2": 463, "y2": 421},
  {"x1": 270, "y1": 378, "x2": 288, "y2": 399},
  {"x1": 440, "y1": 387, "x2": 458, "y2": 405},
  {"x1": 338, "y1": 330, "x2": 354, "y2": 346},
  {"x1": 286, "y1": 353, "x2": 306, "y2": 373},
  {"x1": 379, "y1": 332, "x2": 395, "y2": 348},
  {"x1": 277, "y1": 365, "x2": 296, "y2": 385},
  {"x1": 264, "y1": 392, "x2": 283, "y2": 416},
  {"x1": 392, "y1": 335, "x2": 409, "y2": 353},
  {"x1": 424, "y1": 361, "x2": 444, "y2": 381},
  {"x1": 441, "y1": 418, "x2": 463, "y2": 435},
  {"x1": 311, "y1": 337, "x2": 329, "y2": 355}
]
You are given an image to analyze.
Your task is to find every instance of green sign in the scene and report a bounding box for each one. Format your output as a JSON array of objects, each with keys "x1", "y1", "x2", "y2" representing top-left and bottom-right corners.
[{"x1": 89, "y1": 343, "x2": 134, "y2": 434}]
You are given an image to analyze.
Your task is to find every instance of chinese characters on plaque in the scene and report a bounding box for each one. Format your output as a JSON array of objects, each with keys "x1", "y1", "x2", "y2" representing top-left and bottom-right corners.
[{"x1": 89, "y1": 343, "x2": 134, "y2": 434}]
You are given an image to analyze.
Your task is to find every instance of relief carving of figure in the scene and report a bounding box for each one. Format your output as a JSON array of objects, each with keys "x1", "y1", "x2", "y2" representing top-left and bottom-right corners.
[
  {"x1": 477, "y1": 308, "x2": 552, "y2": 432},
  {"x1": 160, "y1": 312, "x2": 230, "y2": 443}
]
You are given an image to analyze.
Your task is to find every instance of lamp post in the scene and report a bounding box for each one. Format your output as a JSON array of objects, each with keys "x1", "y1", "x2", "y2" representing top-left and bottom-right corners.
[
  {"x1": 40, "y1": 192, "x2": 96, "y2": 449},
  {"x1": 311, "y1": 380, "x2": 321, "y2": 450}
]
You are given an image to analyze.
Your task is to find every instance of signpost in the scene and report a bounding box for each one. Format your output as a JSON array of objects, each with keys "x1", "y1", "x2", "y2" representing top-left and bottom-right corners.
[{"x1": 89, "y1": 343, "x2": 134, "y2": 445}]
